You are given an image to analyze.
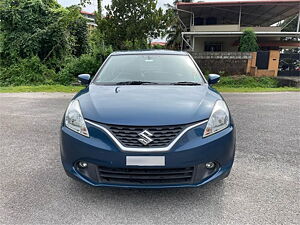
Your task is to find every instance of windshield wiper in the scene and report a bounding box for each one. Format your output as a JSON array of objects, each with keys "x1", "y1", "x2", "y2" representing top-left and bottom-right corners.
[
  {"x1": 170, "y1": 81, "x2": 201, "y2": 86},
  {"x1": 115, "y1": 81, "x2": 158, "y2": 85}
]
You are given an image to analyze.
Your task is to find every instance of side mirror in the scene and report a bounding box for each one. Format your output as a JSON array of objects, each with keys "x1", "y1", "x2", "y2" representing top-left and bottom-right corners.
[
  {"x1": 208, "y1": 74, "x2": 220, "y2": 85},
  {"x1": 78, "y1": 74, "x2": 91, "y2": 85}
]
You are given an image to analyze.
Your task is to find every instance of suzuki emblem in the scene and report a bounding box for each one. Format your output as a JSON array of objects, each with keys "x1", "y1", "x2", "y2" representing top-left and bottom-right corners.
[{"x1": 138, "y1": 130, "x2": 153, "y2": 146}]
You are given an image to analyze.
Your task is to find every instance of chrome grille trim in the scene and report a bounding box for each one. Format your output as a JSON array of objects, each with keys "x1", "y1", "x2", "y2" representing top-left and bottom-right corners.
[{"x1": 85, "y1": 119, "x2": 208, "y2": 152}]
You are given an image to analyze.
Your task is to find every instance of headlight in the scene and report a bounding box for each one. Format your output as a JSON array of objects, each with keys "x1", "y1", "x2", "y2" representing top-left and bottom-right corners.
[
  {"x1": 65, "y1": 100, "x2": 89, "y2": 137},
  {"x1": 203, "y1": 100, "x2": 229, "y2": 137}
]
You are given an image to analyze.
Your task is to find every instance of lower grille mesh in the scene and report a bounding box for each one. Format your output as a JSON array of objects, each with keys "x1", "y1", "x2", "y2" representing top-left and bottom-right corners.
[{"x1": 98, "y1": 166, "x2": 194, "y2": 185}]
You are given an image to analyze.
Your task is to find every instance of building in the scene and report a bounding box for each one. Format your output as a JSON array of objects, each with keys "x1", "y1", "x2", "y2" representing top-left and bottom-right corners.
[
  {"x1": 151, "y1": 41, "x2": 167, "y2": 47},
  {"x1": 80, "y1": 11, "x2": 97, "y2": 30},
  {"x1": 176, "y1": 0, "x2": 300, "y2": 76}
]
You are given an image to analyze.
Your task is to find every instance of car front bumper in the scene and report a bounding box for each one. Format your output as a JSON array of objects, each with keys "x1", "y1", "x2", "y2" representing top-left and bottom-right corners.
[{"x1": 60, "y1": 121, "x2": 235, "y2": 188}]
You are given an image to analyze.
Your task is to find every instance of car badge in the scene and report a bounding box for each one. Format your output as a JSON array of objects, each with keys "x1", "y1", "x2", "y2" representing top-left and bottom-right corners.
[{"x1": 138, "y1": 130, "x2": 153, "y2": 146}]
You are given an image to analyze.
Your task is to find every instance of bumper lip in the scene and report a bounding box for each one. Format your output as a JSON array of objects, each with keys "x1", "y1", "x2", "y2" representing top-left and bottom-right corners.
[
  {"x1": 84, "y1": 119, "x2": 208, "y2": 153},
  {"x1": 64, "y1": 161, "x2": 233, "y2": 189}
]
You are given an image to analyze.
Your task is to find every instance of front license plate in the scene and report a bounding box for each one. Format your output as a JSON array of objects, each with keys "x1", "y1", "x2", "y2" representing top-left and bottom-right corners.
[{"x1": 126, "y1": 156, "x2": 165, "y2": 166}]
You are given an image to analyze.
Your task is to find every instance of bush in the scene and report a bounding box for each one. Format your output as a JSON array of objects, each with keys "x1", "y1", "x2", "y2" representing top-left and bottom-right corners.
[
  {"x1": 0, "y1": 57, "x2": 55, "y2": 86},
  {"x1": 216, "y1": 76, "x2": 278, "y2": 88},
  {"x1": 151, "y1": 44, "x2": 165, "y2": 49},
  {"x1": 53, "y1": 54, "x2": 101, "y2": 85},
  {"x1": 239, "y1": 28, "x2": 259, "y2": 52}
]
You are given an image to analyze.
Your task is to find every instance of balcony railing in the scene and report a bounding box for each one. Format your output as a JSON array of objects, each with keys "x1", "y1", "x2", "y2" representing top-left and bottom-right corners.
[{"x1": 190, "y1": 25, "x2": 281, "y2": 32}]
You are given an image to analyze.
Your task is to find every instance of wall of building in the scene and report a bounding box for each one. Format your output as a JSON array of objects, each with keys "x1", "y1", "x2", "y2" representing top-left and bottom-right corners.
[
  {"x1": 240, "y1": 27, "x2": 282, "y2": 32},
  {"x1": 193, "y1": 36, "x2": 281, "y2": 52},
  {"x1": 191, "y1": 25, "x2": 240, "y2": 32},
  {"x1": 190, "y1": 51, "x2": 280, "y2": 76},
  {"x1": 257, "y1": 36, "x2": 281, "y2": 43},
  {"x1": 194, "y1": 37, "x2": 239, "y2": 52}
]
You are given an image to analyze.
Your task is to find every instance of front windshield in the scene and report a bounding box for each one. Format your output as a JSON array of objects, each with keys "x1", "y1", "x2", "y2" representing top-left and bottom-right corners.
[{"x1": 94, "y1": 54, "x2": 205, "y2": 84}]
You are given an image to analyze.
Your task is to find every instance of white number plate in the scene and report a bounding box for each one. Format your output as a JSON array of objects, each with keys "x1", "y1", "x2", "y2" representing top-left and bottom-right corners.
[{"x1": 126, "y1": 156, "x2": 165, "y2": 166}]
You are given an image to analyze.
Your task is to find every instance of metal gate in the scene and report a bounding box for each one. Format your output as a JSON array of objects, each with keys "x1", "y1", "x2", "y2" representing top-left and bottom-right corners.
[
  {"x1": 256, "y1": 51, "x2": 269, "y2": 69},
  {"x1": 278, "y1": 53, "x2": 300, "y2": 77}
]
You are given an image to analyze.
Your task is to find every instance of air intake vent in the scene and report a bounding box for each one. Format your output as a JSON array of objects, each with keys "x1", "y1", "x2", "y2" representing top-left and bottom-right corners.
[{"x1": 98, "y1": 166, "x2": 195, "y2": 185}]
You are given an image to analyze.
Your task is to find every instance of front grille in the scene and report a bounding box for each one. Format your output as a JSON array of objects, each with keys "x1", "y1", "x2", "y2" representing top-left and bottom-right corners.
[
  {"x1": 98, "y1": 166, "x2": 194, "y2": 185},
  {"x1": 104, "y1": 124, "x2": 187, "y2": 148}
]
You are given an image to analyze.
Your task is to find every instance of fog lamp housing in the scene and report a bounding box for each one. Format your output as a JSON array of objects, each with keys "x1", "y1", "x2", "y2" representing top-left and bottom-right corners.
[
  {"x1": 205, "y1": 162, "x2": 216, "y2": 169},
  {"x1": 78, "y1": 161, "x2": 88, "y2": 168}
]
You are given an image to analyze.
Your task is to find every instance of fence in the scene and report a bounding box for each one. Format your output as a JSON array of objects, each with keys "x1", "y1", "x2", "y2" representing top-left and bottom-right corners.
[{"x1": 191, "y1": 52, "x2": 253, "y2": 75}]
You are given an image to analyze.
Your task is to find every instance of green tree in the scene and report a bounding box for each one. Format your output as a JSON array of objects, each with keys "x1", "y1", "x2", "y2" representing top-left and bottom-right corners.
[
  {"x1": 88, "y1": 28, "x2": 113, "y2": 62},
  {"x1": 0, "y1": 0, "x2": 88, "y2": 68},
  {"x1": 79, "y1": 0, "x2": 91, "y2": 7},
  {"x1": 165, "y1": 1, "x2": 183, "y2": 50},
  {"x1": 1, "y1": 0, "x2": 64, "y2": 65},
  {"x1": 98, "y1": 0, "x2": 170, "y2": 50},
  {"x1": 165, "y1": 15, "x2": 183, "y2": 50},
  {"x1": 67, "y1": 6, "x2": 89, "y2": 57},
  {"x1": 0, "y1": 0, "x2": 92, "y2": 86},
  {"x1": 239, "y1": 28, "x2": 259, "y2": 52}
]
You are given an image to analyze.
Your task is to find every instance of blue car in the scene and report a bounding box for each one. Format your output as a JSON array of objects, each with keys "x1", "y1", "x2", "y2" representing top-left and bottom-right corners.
[{"x1": 60, "y1": 50, "x2": 235, "y2": 188}]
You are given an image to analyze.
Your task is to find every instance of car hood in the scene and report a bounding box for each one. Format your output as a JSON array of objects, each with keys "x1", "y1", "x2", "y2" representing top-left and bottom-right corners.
[{"x1": 76, "y1": 84, "x2": 221, "y2": 126}]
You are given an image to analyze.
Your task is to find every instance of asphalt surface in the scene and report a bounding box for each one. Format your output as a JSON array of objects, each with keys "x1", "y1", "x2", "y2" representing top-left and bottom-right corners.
[{"x1": 0, "y1": 92, "x2": 299, "y2": 225}]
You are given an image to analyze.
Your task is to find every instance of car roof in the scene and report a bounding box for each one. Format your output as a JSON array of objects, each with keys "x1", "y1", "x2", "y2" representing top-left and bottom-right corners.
[{"x1": 110, "y1": 50, "x2": 189, "y2": 56}]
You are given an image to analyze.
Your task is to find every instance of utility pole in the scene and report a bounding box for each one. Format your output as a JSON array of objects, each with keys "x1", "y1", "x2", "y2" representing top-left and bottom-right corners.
[
  {"x1": 238, "y1": 5, "x2": 242, "y2": 28},
  {"x1": 297, "y1": 9, "x2": 300, "y2": 32},
  {"x1": 97, "y1": 0, "x2": 102, "y2": 18}
]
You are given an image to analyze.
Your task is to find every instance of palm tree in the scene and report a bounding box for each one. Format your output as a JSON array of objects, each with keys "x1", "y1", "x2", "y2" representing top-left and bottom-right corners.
[
  {"x1": 165, "y1": 1, "x2": 185, "y2": 50},
  {"x1": 166, "y1": 15, "x2": 184, "y2": 50}
]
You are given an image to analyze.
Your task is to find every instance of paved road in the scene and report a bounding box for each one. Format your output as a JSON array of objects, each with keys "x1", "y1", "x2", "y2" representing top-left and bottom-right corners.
[{"x1": 0, "y1": 92, "x2": 299, "y2": 225}]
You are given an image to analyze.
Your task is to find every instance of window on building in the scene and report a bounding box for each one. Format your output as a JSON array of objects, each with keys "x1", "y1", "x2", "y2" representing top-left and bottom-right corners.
[{"x1": 205, "y1": 42, "x2": 223, "y2": 52}]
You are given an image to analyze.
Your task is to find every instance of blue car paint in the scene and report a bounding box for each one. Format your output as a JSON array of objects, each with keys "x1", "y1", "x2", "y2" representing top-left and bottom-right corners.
[
  {"x1": 60, "y1": 50, "x2": 236, "y2": 188},
  {"x1": 77, "y1": 85, "x2": 220, "y2": 126}
]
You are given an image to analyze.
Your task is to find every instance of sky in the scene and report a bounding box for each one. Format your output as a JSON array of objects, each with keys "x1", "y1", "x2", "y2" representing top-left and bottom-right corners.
[
  {"x1": 57, "y1": 0, "x2": 255, "y2": 12},
  {"x1": 58, "y1": 0, "x2": 171, "y2": 12}
]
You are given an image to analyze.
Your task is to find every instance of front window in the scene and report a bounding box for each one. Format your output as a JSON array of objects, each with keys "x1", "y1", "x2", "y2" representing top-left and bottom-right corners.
[
  {"x1": 205, "y1": 42, "x2": 223, "y2": 52},
  {"x1": 94, "y1": 54, "x2": 204, "y2": 85}
]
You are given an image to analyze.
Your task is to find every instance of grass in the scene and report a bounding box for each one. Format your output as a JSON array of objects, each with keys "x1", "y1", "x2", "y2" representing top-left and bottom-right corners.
[
  {"x1": 215, "y1": 76, "x2": 279, "y2": 88},
  {"x1": 216, "y1": 87, "x2": 300, "y2": 92},
  {"x1": 0, "y1": 85, "x2": 299, "y2": 93},
  {"x1": 0, "y1": 85, "x2": 84, "y2": 93},
  {"x1": 1, "y1": 76, "x2": 299, "y2": 93},
  {"x1": 214, "y1": 76, "x2": 299, "y2": 92}
]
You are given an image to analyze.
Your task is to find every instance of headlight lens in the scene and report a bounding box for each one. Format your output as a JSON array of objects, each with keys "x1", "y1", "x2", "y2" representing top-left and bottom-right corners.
[
  {"x1": 65, "y1": 100, "x2": 89, "y2": 137},
  {"x1": 203, "y1": 100, "x2": 229, "y2": 137}
]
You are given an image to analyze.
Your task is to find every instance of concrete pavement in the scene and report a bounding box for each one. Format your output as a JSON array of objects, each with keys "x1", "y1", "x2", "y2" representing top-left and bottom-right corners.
[{"x1": 0, "y1": 92, "x2": 299, "y2": 225}]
